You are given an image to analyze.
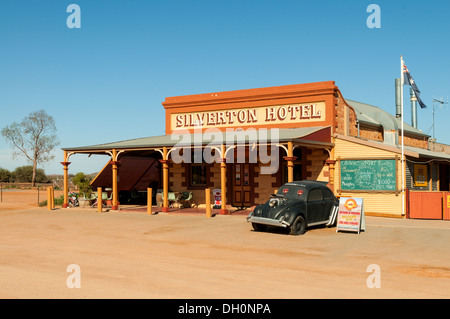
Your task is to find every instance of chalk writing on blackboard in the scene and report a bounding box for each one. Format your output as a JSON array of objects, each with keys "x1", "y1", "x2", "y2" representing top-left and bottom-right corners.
[{"x1": 340, "y1": 159, "x2": 396, "y2": 191}]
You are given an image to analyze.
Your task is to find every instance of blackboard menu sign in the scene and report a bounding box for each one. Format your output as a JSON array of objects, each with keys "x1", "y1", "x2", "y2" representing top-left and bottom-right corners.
[{"x1": 340, "y1": 159, "x2": 397, "y2": 192}]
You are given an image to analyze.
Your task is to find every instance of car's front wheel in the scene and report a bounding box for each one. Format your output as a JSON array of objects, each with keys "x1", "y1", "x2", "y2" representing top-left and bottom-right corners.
[
  {"x1": 289, "y1": 215, "x2": 306, "y2": 235},
  {"x1": 252, "y1": 223, "x2": 267, "y2": 232}
]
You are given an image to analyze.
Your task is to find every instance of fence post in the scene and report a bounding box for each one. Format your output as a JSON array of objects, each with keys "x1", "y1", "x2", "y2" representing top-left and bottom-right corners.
[
  {"x1": 405, "y1": 188, "x2": 409, "y2": 219},
  {"x1": 51, "y1": 186, "x2": 55, "y2": 210},
  {"x1": 47, "y1": 187, "x2": 52, "y2": 210},
  {"x1": 97, "y1": 187, "x2": 102, "y2": 213},
  {"x1": 147, "y1": 188, "x2": 153, "y2": 215},
  {"x1": 205, "y1": 188, "x2": 211, "y2": 218}
]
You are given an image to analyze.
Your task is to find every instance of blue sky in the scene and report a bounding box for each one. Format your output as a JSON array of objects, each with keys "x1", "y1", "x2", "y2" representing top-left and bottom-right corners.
[{"x1": 1, "y1": 0, "x2": 449, "y2": 175}]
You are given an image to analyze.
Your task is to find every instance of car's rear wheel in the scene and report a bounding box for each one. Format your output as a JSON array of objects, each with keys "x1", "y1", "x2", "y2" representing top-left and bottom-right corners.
[
  {"x1": 252, "y1": 223, "x2": 267, "y2": 232},
  {"x1": 289, "y1": 215, "x2": 306, "y2": 235}
]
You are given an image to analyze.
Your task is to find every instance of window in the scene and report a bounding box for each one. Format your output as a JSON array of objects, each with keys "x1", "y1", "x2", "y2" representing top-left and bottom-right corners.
[
  {"x1": 189, "y1": 151, "x2": 207, "y2": 187},
  {"x1": 323, "y1": 188, "x2": 334, "y2": 200},
  {"x1": 308, "y1": 189, "x2": 323, "y2": 202},
  {"x1": 190, "y1": 164, "x2": 206, "y2": 186}
]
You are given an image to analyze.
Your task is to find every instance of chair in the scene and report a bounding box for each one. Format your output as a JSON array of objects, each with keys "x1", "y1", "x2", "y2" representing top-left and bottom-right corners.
[
  {"x1": 156, "y1": 190, "x2": 163, "y2": 207},
  {"x1": 159, "y1": 191, "x2": 184, "y2": 209},
  {"x1": 168, "y1": 192, "x2": 181, "y2": 209},
  {"x1": 90, "y1": 193, "x2": 99, "y2": 208},
  {"x1": 180, "y1": 192, "x2": 197, "y2": 208},
  {"x1": 105, "y1": 192, "x2": 113, "y2": 206},
  {"x1": 90, "y1": 192, "x2": 107, "y2": 208}
]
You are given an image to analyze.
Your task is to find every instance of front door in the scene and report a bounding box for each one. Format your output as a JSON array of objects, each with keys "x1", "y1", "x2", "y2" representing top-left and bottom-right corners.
[{"x1": 232, "y1": 163, "x2": 253, "y2": 207}]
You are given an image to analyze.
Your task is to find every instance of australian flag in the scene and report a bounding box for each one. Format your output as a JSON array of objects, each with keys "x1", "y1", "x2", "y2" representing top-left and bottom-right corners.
[{"x1": 403, "y1": 63, "x2": 427, "y2": 108}]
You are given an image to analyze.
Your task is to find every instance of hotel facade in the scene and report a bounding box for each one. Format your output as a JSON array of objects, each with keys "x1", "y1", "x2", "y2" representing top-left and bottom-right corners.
[{"x1": 62, "y1": 81, "x2": 450, "y2": 219}]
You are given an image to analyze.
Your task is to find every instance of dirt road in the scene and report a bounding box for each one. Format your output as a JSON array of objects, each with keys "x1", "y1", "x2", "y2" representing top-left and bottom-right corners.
[{"x1": 0, "y1": 191, "x2": 449, "y2": 299}]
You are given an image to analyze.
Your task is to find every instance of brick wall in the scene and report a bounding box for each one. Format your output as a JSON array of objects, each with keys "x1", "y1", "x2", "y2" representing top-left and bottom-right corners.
[
  {"x1": 334, "y1": 92, "x2": 358, "y2": 136},
  {"x1": 306, "y1": 149, "x2": 329, "y2": 182},
  {"x1": 358, "y1": 124, "x2": 383, "y2": 141},
  {"x1": 400, "y1": 135, "x2": 428, "y2": 149},
  {"x1": 254, "y1": 164, "x2": 277, "y2": 205},
  {"x1": 429, "y1": 141, "x2": 450, "y2": 154},
  {"x1": 169, "y1": 162, "x2": 220, "y2": 207}
]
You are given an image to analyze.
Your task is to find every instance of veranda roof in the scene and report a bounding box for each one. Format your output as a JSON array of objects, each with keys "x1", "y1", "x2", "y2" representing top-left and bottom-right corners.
[{"x1": 62, "y1": 126, "x2": 333, "y2": 155}]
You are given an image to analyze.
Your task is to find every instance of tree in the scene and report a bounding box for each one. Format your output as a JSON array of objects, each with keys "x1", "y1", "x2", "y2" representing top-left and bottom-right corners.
[
  {"x1": 12, "y1": 165, "x2": 48, "y2": 183},
  {"x1": 0, "y1": 168, "x2": 11, "y2": 182},
  {"x1": 1, "y1": 110, "x2": 60, "y2": 186}
]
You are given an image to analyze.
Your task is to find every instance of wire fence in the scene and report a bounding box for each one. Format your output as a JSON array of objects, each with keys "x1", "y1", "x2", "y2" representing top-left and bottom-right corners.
[{"x1": 0, "y1": 182, "x2": 74, "y2": 206}]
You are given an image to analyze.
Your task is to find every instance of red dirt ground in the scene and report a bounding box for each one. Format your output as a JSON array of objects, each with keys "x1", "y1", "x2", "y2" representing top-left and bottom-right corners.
[{"x1": 0, "y1": 190, "x2": 449, "y2": 299}]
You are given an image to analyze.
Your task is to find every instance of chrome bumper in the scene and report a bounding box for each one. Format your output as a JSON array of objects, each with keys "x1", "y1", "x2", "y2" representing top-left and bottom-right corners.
[{"x1": 247, "y1": 212, "x2": 290, "y2": 228}]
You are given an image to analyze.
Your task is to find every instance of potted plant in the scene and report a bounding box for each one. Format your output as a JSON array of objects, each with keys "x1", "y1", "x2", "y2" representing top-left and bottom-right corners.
[{"x1": 72, "y1": 172, "x2": 92, "y2": 207}]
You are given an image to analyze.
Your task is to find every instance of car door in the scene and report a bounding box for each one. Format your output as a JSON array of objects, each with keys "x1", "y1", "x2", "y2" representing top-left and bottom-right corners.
[
  {"x1": 306, "y1": 188, "x2": 324, "y2": 224},
  {"x1": 321, "y1": 187, "x2": 335, "y2": 222}
]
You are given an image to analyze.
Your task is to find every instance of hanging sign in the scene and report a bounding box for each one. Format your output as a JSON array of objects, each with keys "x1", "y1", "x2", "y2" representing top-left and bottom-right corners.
[{"x1": 336, "y1": 197, "x2": 366, "y2": 234}]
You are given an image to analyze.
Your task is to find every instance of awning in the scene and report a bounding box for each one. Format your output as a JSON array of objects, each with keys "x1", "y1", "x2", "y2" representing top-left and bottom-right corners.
[
  {"x1": 62, "y1": 126, "x2": 333, "y2": 154},
  {"x1": 404, "y1": 145, "x2": 450, "y2": 161}
]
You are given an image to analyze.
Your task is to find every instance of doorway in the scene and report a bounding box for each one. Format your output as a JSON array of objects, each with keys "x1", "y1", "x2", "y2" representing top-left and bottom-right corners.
[
  {"x1": 439, "y1": 163, "x2": 449, "y2": 191},
  {"x1": 232, "y1": 163, "x2": 254, "y2": 207}
]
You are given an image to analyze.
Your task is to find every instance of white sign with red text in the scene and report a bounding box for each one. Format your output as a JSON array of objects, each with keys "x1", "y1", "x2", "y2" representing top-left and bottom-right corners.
[{"x1": 336, "y1": 197, "x2": 366, "y2": 234}]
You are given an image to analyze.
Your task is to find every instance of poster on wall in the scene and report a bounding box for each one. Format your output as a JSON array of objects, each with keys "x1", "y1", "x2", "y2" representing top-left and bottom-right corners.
[{"x1": 336, "y1": 197, "x2": 366, "y2": 234}]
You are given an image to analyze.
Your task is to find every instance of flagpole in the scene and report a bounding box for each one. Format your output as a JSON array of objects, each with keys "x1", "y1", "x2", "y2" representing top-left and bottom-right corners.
[{"x1": 400, "y1": 56, "x2": 405, "y2": 217}]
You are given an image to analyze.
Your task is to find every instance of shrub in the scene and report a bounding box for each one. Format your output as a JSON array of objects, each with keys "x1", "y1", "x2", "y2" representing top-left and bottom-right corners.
[
  {"x1": 72, "y1": 172, "x2": 92, "y2": 198},
  {"x1": 39, "y1": 195, "x2": 65, "y2": 207}
]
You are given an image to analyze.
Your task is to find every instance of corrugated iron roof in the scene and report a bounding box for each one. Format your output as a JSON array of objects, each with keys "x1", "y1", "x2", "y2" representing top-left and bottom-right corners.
[
  {"x1": 346, "y1": 99, "x2": 429, "y2": 137},
  {"x1": 62, "y1": 126, "x2": 333, "y2": 153}
]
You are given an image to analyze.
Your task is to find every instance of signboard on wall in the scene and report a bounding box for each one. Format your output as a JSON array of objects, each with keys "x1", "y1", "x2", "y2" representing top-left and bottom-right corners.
[
  {"x1": 340, "y1": 159, "x2": 397, "y2": 191},
  {"x1": 414, "y1": 164, "x2": 428, "y2": 187},
  {"x1": 171, "y1": 102, "x2": 326, "y2": 130},
  {"x1": 336, "y1": 197, "x2": 366, "y2": 234}
]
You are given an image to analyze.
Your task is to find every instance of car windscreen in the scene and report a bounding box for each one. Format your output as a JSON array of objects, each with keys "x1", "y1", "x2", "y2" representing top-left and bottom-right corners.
[{"x1": 276, "y1": 185, "x2": 307, "y2": 201}]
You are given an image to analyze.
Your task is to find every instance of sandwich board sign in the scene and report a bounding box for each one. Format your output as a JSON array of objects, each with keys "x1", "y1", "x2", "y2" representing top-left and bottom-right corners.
[
  {"x1": 213, "y1": 189, "x2": 222, "y2": 209},
  {"x1": 336, "y1": 197, "x2": 366, "y2": 234}
]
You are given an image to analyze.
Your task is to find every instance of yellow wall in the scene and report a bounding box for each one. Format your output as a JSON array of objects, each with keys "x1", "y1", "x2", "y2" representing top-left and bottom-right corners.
[{"x1": 334, "y1": 137, "x2": 404, "y2": 218}]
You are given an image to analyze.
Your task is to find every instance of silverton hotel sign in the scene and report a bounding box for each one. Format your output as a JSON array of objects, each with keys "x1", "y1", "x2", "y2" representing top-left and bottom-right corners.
[{"x1": 172, "y1": 102, "x2": 326, "y2": 129}]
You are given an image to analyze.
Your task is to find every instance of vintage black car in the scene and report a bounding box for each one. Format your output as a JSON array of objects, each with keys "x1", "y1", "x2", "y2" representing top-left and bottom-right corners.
[{"x1": 247, "y1": 181, "x2": 339, "y2": 235}]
